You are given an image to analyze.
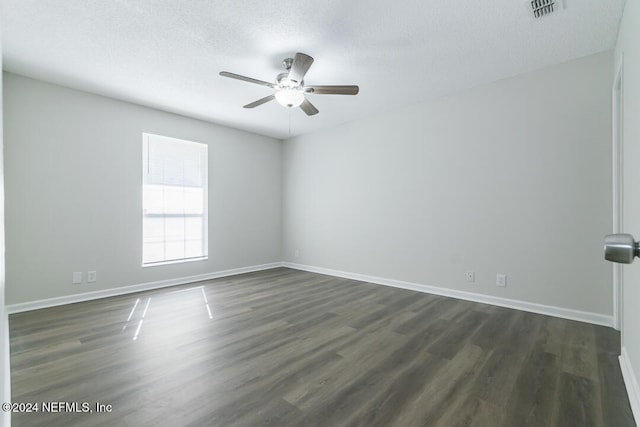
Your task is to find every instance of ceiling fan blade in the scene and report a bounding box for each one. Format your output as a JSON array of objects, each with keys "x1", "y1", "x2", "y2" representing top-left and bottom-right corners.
[
  {"x1": 220, "y1": 71, "x2": 275, "y2": 88},
  {"x1": 243, "y1": 94, "x2": 275, "y2": 109},
  {"x1": 288, "y1": 53, "x2": 314, "y2": 85},
  {"x1": 305, "y1": 85, "x2": 359, "y2": 95},
  {"x1": 299, "y1": 97, "x2": 319, "y2": 116}
]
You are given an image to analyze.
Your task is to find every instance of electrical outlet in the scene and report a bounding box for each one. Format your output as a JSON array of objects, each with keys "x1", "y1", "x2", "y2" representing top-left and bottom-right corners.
[
  {"x1": 497, "y1": 273, "x2": 507, "y2": 287},
  {"x1": 294, "y1": 249, "x2": 300, "y2": 258},
  {"x1": 72, "y1": 272, "x2": 82, "y2": 284},
  {"x1": 88, "y1": 271, "x2": 97, "y2": 283},
  {"x1": 466, "y1": 271, "x2": 475, "y2": 283}
]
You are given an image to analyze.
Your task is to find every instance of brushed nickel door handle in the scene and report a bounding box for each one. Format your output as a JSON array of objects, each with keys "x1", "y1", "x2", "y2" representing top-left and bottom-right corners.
[{"x1": 604, "y1": 233, "x2": 640, "y2": 264}]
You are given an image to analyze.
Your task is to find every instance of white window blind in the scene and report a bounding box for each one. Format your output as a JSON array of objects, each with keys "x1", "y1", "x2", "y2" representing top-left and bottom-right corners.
[{"x1": 142, "y1": 133, "x2": 208, "y2": 266}]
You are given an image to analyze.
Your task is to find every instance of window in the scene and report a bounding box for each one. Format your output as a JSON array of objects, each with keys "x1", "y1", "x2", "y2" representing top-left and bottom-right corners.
[{"x1": 142, "y1": 133, "x2": 208, "y2": 266}]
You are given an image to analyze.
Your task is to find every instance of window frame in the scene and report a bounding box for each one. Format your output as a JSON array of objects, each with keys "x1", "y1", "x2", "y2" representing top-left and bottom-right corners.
[{"x1": 141, "y1": 133, "x2": 209, "y2": 267}]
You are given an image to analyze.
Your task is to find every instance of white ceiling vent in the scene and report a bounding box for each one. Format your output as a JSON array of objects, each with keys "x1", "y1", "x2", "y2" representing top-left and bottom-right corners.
[{"x1": 529, "y1": 0, "x2": 564, "y2": 19}]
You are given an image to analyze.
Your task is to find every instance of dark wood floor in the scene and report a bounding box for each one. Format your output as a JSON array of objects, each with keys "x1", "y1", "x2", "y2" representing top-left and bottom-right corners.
[{"x1": 9, "y1": 267, "x2": 636, "y2": 426}]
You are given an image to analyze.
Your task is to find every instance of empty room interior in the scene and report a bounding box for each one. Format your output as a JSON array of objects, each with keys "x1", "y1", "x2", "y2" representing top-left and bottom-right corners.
[{"x1": 1, "y1": 0, "x2": 640, "y2": 426}]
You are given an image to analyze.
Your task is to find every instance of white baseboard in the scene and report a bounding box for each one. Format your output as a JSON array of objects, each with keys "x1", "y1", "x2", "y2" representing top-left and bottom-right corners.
[
  {"x1": 6, "y1": 262, "x2": 284, "y2": 314},
  {"x1": 620, "y1": 347, "x2": 640, "y2": 424},
  {"x1": 282, "y1": 262, "x2": 613, "y2": 327},
  {"x1": 6, "y1": 261, "x2": 614, "y2": 328}
]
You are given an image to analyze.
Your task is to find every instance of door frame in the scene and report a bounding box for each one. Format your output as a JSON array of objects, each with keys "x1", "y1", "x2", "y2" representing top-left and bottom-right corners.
[{"x1": 612, "y1": 55, "x2": 624, "y2": 332}]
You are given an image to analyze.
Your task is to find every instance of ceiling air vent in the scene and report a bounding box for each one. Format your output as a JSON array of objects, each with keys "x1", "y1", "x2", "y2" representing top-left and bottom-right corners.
[{"x1": 529, "y1": 0, "x2": 562, "y2": 18}]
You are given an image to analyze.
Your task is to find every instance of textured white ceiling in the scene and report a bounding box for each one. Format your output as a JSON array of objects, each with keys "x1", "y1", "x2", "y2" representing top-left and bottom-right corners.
[{"x1": 1, "y1": 0, "x2": 625, "y2": 139}]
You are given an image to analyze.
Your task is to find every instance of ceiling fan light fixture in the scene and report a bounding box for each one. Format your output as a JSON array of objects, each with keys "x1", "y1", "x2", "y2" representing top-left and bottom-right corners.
[{"x1": 275, "y1": 88, "x2": 304, "y2": 108}]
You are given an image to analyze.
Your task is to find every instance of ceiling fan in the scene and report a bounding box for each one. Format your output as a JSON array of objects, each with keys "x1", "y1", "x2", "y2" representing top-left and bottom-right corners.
[{"x1": 219, "y1": 52, "x2": 359, "y2": 116}]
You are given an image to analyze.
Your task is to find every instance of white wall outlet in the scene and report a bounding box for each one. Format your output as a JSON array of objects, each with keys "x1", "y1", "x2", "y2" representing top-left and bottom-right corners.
[
  {"x1": 466, "y1": 271, "x2": 475, "y2": 282},
  {"x1": 497, "y1": 273, "x2": 507, "y2": 287},
  {"x1": 294, "y1": 249, "x2": 300, "y2": 258},
  {"x1": 72, "y1": 272, "x2": 82, "y2": 284},
  {"x1": 88, "y1": 271, "x2": 97, "y2": 283}
]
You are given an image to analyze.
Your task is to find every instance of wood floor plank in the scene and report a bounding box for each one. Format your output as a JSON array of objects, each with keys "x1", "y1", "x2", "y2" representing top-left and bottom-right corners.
[
  {"x1": 499, "y1": 349, "x2": 560, "y2": 427},
  {"x1": 283, "y1": 331, "x2": 409, "y2": 410},
  {"x1": 389, "y1": 343, "x2": 493, "y2": 426},
  {"x1": 345, "y1": 352, "x2": 448, "y2": 427},
  {"x1": 469, "y1": 306, "x2": 518, "y2": 350},
  {"x1": 598, "y1": 351, "x2": 636, "y2": 426},
  {"x1": 427, "y1": 309, "x2": 489, "y2": 360},
  {"x1": 433, "y1": 395, "x2": 503, "y2": 427},
  {"x1": 561, "y1": 321, "x2": 600, "y2": 382},
  {"x1": 9, "y1": 267, "x2": 636, "y2": 427},
  {"x1": 554, "y1": 372, "x2": 600, "y2": 427}
]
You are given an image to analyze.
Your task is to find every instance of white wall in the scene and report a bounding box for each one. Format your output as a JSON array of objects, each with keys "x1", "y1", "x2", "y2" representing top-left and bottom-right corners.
[
  {"x1": 615, "y1": 0, "x2": 640, "y2": 420},
  {"x1": 3, "y1": 73, "x2": 282, "y2": 305},
  {"x1": 283, "y1": 51, "x2": 613, "y2": 318}
]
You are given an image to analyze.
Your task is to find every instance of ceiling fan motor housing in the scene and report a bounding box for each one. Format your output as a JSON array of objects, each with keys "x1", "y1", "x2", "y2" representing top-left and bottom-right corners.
[{"x1": 276, "y1": 72, "x2": 302, "y2": 90}]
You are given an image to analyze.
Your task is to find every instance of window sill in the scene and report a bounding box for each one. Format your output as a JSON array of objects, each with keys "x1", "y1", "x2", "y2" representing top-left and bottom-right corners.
[{"x1": 142, "y1": 256, "x2": 208, "y2": 268}]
